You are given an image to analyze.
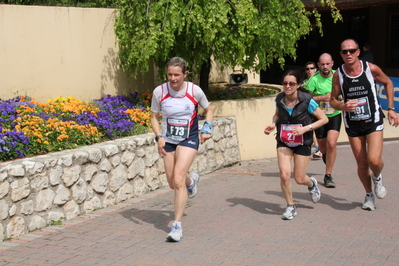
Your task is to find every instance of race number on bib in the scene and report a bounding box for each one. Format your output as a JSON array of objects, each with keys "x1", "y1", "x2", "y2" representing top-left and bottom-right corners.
[
  {"x1": 319, "y1": 100, "x2": 335, "y2": 115},
  {"x1": 166, "y1": 118, "x2": 190, "y2": 141},
  {"x1": 280, "y1": 124, "x2": 303, "y2": 147},
  {"x1": 348, "y1": 97, "x2": 371, "y2": 121}
]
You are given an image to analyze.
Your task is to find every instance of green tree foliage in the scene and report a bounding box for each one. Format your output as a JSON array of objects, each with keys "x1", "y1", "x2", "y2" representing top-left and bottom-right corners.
[
  {"x1": 0, "y1": 0, "x2": 114, "y2": 7},
  {"x1": 113, "y1": 0, "x2": 341, "y2": 93}
]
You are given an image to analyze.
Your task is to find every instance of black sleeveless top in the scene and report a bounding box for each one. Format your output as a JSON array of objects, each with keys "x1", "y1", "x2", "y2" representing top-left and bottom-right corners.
[{"x1": 337, "y1": 60, "x2": 384, "y2": 124}]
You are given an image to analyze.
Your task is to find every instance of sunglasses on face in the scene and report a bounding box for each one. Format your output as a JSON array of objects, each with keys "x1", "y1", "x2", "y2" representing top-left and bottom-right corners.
[
  {"x1": 340, "y1": 49, "x2": 358, "y2": 55},
  {"x1": 305, "y1": 67, "x2": 316, "y2": 71},
  {"x1": 282, "y1": 82, "x2": 297, "y2": 87}
]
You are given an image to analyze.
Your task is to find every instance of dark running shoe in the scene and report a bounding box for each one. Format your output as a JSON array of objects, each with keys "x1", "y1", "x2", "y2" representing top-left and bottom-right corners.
[{"x1": 324, "y1": 174, "x2": 336, "y2": 188}]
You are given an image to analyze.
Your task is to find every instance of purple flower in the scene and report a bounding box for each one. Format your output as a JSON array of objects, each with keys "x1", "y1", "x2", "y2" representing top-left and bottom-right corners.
[
  {"x1": 0, "y1": 130, "x2": 30, "y2": 161},
  {"x1": 0, "y1": 94, "x2": 148, "y2": 161}
]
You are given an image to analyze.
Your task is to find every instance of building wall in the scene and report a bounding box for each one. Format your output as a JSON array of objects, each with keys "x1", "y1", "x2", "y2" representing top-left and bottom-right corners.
[
  {"x1": 0, "y1": 5, "x2": 156, "y2": 103},
  {"x1": 0, "y1": 5, "x2": 262, "y2": 103}
]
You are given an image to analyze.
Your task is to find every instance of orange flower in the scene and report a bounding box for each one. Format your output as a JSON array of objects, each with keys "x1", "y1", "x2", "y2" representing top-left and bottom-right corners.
[{"x1": 57, "y1": 134, "x2": 69, "y2": 141}]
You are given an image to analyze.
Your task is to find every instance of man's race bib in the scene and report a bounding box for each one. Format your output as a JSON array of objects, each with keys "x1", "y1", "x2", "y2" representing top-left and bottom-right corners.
[
  {"x1": 280, "y1": 124, "x2": 303, "y2": 147},
  {"x1": 166, "y1": 118, "x2": 190, "y2": 141},
  {"x1": 319, "y1": 100, "x2": 335, "y2": 115},
  {"x1": 348, "y1": 97, "x2": 371, "y2": 121}
]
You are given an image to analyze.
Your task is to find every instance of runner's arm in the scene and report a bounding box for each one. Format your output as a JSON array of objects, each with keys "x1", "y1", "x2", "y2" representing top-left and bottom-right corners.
[
  {"x1": 200, "y1": 104, "x2": 213, "y2": 144},
  {"x1": 264, "y1": 109, "x2": 279, "y2": 135},
  {"x1": 311, "y1": 107, "x2": 328, "y2": 130},
  {"x1": 330, "y1": 72, "x2": 357, "y2": 112},
  {"x1": 330, "y1": 72, "x2": 344, "y2": 111}
]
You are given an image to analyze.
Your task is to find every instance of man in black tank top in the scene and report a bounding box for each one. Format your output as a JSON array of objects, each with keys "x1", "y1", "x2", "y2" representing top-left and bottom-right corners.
[{"x1": 330, "y1": 39, "x2": 399, "y2": 211}]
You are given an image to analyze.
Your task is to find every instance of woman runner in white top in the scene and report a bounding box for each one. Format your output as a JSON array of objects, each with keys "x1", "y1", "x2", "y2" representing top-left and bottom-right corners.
[{"x1": 151, "y1": 57, "x2": 213, "y2": 242}]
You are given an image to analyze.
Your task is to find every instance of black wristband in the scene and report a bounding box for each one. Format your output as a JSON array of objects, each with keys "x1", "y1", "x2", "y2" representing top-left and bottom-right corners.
[
  {"x1": 155, "y1": 135, "x2": 162, "y2": 142},
  {"x1": 388, "y1": 107, "x2": 395, "y2": 111}
]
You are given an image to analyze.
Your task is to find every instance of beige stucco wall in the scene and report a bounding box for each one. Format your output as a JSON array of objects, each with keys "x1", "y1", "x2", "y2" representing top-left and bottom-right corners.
[
  {"x1": 0, "y1": 5, "x2": 261, "y2": 103},
  {"x1": 0, "y1": 5, "x2": 156, "y2": 102},
  {"x1": 210, "y1": 95, "x2": 399, "y2": 160}
]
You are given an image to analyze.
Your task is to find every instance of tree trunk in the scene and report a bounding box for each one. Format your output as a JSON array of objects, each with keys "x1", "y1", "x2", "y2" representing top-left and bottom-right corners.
[{"x1": 199, "y1": 57, "x2": 211, "y2": 96}]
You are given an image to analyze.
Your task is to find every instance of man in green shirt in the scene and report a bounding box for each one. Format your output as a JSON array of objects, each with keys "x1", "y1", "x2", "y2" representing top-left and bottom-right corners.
[{"x1": 306, "y1": 53, "x2": 341, "y2": 188}]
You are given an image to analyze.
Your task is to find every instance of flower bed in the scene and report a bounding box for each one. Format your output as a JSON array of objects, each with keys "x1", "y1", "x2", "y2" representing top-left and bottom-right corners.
[{"x1": 0, "y1": 93, "x2": 152, "y2": 162}]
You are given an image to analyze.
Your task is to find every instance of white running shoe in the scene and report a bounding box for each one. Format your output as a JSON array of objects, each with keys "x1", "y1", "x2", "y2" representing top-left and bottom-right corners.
[
  {"x1": 362, "y1": 194, "x2": 376, "y2": 211},
  {"x1": 372, "y1": 174, "x2": 387, "y2": 199},
  {"x1": 309, "y1": 177, "x2": 321, "y2": 203},
  {"x1": 312, "y1": 150, "x2": 323, "y2": 159},
  {"x1": 167, "y1": 223, "x2": 183, "y2": 242},
  {"x1": 187, "y1": 172, "x2": 200, "y2": 199},
  {"x1": 281, "y1": 205, "x2": 297, "y2": 220}
]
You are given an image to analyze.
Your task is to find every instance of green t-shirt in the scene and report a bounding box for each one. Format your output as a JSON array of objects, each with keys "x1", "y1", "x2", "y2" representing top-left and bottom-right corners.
[
  {"x1": 302, "y1": 79, "x2": 310, "y2": 89},
  {"x1": 306, "y1": 70, "x2": 341, "y2": 117}
]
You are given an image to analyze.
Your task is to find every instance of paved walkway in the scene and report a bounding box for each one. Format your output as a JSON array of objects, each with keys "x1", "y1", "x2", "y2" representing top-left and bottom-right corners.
[{"x1": 1, "y1": 140, "x2": 399, "y2": 266}]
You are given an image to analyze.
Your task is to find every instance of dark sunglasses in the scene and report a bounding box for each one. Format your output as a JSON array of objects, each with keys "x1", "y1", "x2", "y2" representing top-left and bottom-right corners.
[
  {"x1": 305, "y1": 67, "x2": 316, "y2": 71},
  {"x1": 282, "y1": 82, "x2": 297, "y2": 87},
  {"x1": 340, "y1": 49, "x2": 358, "y2": 55}
]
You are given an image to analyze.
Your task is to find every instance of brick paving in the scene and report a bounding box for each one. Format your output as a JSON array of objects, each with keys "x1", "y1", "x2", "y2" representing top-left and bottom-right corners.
[{"x1": 1, "y1": 140, "x2": 399, "y2": 265}]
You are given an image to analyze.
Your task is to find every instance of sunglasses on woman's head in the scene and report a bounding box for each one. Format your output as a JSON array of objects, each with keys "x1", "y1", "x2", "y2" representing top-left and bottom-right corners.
[{"x1": 340, "y1": 49, "x2": 358, "y2": 55}]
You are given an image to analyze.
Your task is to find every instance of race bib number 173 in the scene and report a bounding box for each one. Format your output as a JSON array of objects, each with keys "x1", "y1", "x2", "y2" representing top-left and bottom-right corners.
[{"x1": 166, "y1": 118, "x2": 190, "y2": 141}]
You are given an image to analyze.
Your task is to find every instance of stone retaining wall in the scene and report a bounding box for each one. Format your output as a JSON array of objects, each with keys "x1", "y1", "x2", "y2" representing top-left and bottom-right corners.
[{"x1": 0, "y1": 117, "x2": 240, "y2": 241}]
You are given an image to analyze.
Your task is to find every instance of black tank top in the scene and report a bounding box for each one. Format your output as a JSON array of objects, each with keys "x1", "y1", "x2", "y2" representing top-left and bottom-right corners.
[{"x1": 338, "y1": 60, "x2": 384, "y2": 124}]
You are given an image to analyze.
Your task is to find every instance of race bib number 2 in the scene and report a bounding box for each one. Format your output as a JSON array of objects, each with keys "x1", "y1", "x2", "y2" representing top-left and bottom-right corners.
[
  {"x1": 280, "y1": 124, "x2": 303, "y2": 147},
  {"x1": 166, "y1": 118, "x2": 190, "y2": 141}
]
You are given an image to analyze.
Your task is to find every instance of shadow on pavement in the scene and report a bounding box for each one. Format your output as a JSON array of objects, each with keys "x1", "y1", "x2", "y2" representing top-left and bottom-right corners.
[
  {"x1": 226, "y1": 196, "x2": 318, "y2": 217},
  {"x1": 119, "y1": 208, "x2": 175, "y2": 233}
]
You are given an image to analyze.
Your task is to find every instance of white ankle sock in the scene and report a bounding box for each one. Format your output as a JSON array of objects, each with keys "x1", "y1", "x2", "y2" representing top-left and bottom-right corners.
[
  {"x1": 173, "y1": 221, "x2": 182, "y2": 227},
  {"x1": 372, "y1": 173, "x2": 381, "y2": 181}
]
